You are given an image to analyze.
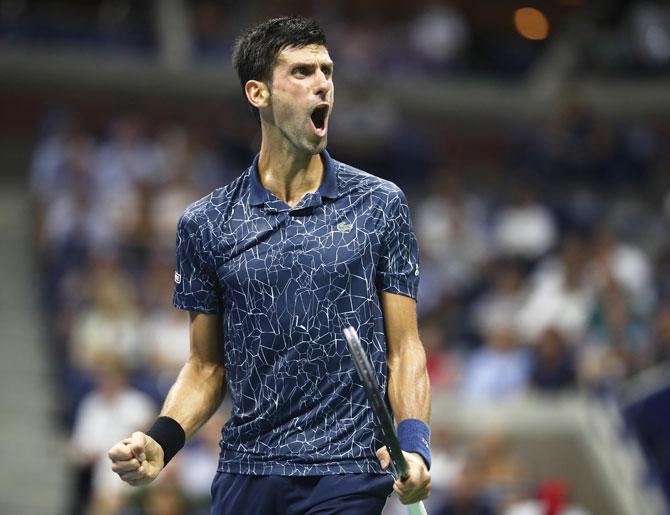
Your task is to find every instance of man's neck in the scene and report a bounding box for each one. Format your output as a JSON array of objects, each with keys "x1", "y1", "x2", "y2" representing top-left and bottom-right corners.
[{"x1": 257, "y1": 135, "x2": 324, "y2": 208}]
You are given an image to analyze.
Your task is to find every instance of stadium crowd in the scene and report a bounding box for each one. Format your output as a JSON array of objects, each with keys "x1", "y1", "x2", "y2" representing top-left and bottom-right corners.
[
  {"x1": 8, "y1": 1, "x2": 670, "y2": 514},
  {"x1": 28, "y1": 93, "x2": 670, "y2": 515},
  {"x1": 5, "y1": 0, "x2": 670, "y2": 79}
]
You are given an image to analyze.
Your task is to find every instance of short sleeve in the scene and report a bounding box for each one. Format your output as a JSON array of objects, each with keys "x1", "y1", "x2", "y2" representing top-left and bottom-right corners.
[
  {"x1": 173, "y1": 211, "x2": 221, "y2": 314},
  {"x1": 376, "y1": 189, "x2": 420, "y2": 300}
]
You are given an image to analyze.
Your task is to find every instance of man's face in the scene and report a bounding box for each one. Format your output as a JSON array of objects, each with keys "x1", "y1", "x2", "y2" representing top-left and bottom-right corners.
[{"x1": 266, "y1": 44, "x2": 334, "y2": 154}]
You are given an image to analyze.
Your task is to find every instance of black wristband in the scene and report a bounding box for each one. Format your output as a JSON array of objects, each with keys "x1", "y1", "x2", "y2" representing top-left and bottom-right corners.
[{"x1": 146, "y1": 416, "x2": 186, "y2": 466}]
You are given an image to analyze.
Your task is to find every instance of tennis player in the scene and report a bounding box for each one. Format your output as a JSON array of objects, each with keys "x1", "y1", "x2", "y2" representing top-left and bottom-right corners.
[{"x1": 108, "y1": 16, "x2": 431, "y2": 514}]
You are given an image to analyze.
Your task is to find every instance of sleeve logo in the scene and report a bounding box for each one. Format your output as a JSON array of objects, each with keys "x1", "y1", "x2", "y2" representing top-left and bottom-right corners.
[{"x1": 174, "y1": 271, "x2": 182, "y2": 284}]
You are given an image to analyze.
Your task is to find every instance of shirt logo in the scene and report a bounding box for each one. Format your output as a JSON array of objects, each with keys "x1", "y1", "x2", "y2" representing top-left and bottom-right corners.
[
  {"x1": 337, "y1": 222, "x2": 353, "y2": 232},
  {"x1": 174, "y1": 271, "x2": 181, "y2": 284}
]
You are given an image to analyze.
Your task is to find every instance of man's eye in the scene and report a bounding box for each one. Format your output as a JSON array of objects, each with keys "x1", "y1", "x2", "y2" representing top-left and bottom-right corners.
[{"x1": 294, "y1": 67, "x2": 308, "y2": 76}]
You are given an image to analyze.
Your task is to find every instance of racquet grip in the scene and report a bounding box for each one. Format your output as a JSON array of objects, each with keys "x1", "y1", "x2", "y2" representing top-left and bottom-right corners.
[{"x1": 407, "y1": 500, "x2": 428, "y2": 515}]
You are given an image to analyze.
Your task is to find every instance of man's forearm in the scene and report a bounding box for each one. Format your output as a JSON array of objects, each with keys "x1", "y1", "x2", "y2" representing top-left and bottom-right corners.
[
  {"x1": 160, "y1": 357, "x2": 226, "y2": 439},
  {"x1": 387, "y1": 338, "x2": 430, "y2": 423}
]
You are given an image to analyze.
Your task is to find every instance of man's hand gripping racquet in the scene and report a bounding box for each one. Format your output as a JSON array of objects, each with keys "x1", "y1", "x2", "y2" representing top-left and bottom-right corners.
[{"x1": 343, "y1": 326, "x2": 428, "y2": 515}]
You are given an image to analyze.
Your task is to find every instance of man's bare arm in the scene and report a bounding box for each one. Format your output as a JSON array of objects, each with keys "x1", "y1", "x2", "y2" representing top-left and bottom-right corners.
[
  {"x1": 108, "y1": 311, "x2": 225, "y2": 486},
  {"x1": 378, "y1": 291, "x2": 431, "y2": 504},
  {"x1": 382, "y1": 292, "x2": 430, "y2": 424},
  {"x1": 161, "y1": 311, "x2": 226, "y2": 438}
]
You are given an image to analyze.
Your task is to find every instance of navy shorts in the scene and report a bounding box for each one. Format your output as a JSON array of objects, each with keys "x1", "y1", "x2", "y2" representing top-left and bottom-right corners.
[{"x1": 210, "y1": 472, "x2": 394, "y2": 515}]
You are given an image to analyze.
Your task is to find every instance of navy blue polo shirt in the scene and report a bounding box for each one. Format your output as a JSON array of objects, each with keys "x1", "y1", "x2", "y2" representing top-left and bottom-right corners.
[{"x1": 173, "y1": 151, "x2": 419, "y2": 476}]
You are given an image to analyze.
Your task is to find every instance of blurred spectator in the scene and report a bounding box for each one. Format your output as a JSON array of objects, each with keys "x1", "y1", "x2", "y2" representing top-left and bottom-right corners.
[
  {"x1": 459, "y1": 323, "x2": 531, "y2": 402},
  {"x1": 139, "y1": 482, "x2": 189, "y2": 515},
  {"x1": 517, "y1": 234, "x2": 594, "y2": 343},
  {"x1": 629, "y1": 2, "x2": 670, "y2": 70},
  {"x1": 141, "y1": 297, "x2": 190, "y2": 398},
  {"x1": 505, "y1": 479, "x2": 591, "y2": 515},
  {"x1": 421, "y1": 318, "x2": 459, "y2": 392},
  {"x1": 420, "y1": 428, "x2": 468, "y2": 511},
  {"x1": 492, "y1": 184, "x2": 557, "y2": 261},
  {"x1": 190, "y1": 0, "x2": 233, "y2": 61},
  {"x1": 654, "y1": 239, "x2": 670, "y2": 302},
  {"x1": 436, "y1": 459, "x2": 497, "y2": 515},
  {"x1": 405, "y1": 3, "x2": 469, "y2": 75},
  {"x1": 581, "y1": 281, "x2": 648, "y2": 386},
  {"x1": 473, "y1": 432, "x2": 528, "y2": 511},
  {"x1": 70, "y1": 355, "x2": 156, "y2": 515},
  {"x1": 650, "y1": 304, "x2": 670, "y2": 365},
  {"x1": 416, "y1": 172, "x2": 490, "y2": 302},
  {"x1": 90, "y1": 115, "x2": 167, "y2": 249},
  {"x1": 330, "y1": 87, "x2": 400, "y2": 154},
  {"x1": 159, "y1": 122, "x2": 230, "y2": 193},
  {"x1": 587, "y1": 225, "x2": 655, "y2": 315},
  {"x1": 96, "y1": 114, "x2": 167, "y2": 191},
  {"x1": 30, "y1": 120, "x2": 97, "y2": 260},
  {"x1": 331, "y1": 19, "x2": 386, "y2": 78},
  {"x1": 546, "y1": 102, "x2": 611, "y2": 188},
  {"x1": 530, "y1": 327, "x2": 577, "y2": 393},
  {"x1": 148, "y1": 166, "x2": 202, "y2": 253},
  {"x1": 69, "y1": 259, "x2": 144, "y2": 374},
  {"x1": 472, "y1": 259, "x2": 527, "y2": 337}
]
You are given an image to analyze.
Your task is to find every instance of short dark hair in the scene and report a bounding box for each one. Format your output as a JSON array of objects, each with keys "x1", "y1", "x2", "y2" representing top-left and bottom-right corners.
[{"x1": 232, "y1": 16, "x2": 326, "y2": 89}]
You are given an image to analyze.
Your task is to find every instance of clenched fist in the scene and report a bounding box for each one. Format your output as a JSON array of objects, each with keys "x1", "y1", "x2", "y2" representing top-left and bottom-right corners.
[{"x1": 108, "y1": 431, "x2": 165, "y2": 486}]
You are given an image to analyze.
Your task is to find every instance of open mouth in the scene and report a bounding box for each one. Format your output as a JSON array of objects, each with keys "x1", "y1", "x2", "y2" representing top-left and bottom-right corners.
[{"x1": 310, "y1": 105, "x2": 329, "y2": 134}]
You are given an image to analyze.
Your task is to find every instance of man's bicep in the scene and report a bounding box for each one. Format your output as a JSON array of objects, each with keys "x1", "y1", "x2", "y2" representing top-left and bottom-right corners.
[{"x1": 188, "y1": 311, "x2": 224, "y2": 366}]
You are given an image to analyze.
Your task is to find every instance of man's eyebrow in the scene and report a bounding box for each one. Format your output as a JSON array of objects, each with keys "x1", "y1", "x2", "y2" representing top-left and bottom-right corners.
[{"x1": 289, "y1": 61, "x2": 334, "y2": 70}]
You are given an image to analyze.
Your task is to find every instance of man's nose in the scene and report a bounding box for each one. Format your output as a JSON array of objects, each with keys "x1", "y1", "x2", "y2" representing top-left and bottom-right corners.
[{"x1": 313, "y1": 71, "x2": 332, "y2": 98}]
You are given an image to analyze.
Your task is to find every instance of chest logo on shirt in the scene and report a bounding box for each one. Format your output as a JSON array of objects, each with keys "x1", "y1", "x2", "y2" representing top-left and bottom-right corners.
[
  {"x1": 174, "y1": 271, "x2": 182, "y2": 284},
  {"x1": 336, "y1": 222, "x2": 353, "y2": 232}
]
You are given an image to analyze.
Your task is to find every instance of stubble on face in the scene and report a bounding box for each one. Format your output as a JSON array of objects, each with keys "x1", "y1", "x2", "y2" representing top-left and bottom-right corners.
[{"x1": 266, "y1": 44, "x2": 334, "y2": 156}]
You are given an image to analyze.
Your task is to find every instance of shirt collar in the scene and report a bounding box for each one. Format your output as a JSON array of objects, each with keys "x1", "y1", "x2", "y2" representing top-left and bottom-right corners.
[{"x1": 248, "y1": 150, "x2": 339, "y2": 208}]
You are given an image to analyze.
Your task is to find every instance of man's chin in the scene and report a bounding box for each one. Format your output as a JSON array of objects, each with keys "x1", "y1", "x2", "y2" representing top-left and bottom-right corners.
[
  {"x1": 309, "y1": 137, "x2": 328, "y2": 154},
  {"x1": 297, "y1": 138, "x2": 327, "y2": 156}
]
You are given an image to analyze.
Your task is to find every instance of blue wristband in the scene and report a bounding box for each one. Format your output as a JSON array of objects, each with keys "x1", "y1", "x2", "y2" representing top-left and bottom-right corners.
[{"x1": 397, "y1": 418, "x2": 431, "y2": 470}]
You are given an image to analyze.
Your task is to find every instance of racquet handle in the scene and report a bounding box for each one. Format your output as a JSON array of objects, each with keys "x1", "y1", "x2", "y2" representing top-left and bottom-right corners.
[
  {"x1": 343, "y1": 327, "x2": 429, "y2": 515},
  {"x1": 407, "y1": 501, "x2": 428, "y2": 515}
]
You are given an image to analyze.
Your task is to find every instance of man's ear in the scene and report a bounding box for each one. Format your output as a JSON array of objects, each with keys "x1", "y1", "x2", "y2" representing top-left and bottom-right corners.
[{"x1": 245, "y1": 80, "x2": 271, "y2": 109}]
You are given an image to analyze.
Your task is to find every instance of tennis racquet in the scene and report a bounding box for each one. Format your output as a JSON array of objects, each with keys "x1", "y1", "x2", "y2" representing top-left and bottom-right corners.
[{"x1": 343, "y1": 326, "x2": 428, "y2": 515}]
